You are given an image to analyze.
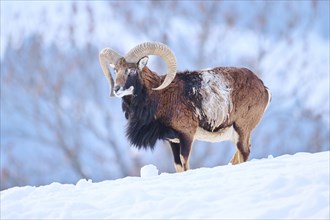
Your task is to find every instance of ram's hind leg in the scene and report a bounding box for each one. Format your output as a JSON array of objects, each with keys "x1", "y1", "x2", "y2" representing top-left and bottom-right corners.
[
  {"x1": 230, "y1": 150, "x2": 245, "y2": 165},
  {"x1": 230, "y1": 126, "x2": 251, "y2": 165}
]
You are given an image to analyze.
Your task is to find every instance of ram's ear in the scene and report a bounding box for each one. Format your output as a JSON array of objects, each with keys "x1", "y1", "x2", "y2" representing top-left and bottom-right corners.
[{"x1": 138, "y1": 56, "x2": 149, "y2": 71}]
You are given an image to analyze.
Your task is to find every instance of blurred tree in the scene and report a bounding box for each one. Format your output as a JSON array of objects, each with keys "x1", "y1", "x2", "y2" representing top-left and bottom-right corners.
[{"x1": 1, "y1": 34, "x2": 135, "y2": 189}]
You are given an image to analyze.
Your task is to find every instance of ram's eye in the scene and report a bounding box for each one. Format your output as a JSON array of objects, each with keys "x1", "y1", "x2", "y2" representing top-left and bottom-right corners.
[{"x1": 126, "y1": 69, "x2": 131, "y2": 76}]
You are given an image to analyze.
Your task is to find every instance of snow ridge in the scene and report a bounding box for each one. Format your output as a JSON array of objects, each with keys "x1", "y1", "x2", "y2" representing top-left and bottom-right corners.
[{"x1": 1, "y1": 151, "x2": 329, "y2": 219}]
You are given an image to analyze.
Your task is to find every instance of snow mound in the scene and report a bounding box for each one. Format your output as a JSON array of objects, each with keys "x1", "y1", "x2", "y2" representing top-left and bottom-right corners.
[
  {"x1": 140, "y1": 164, "x2": 159, "y2": 178},
  {"x1": 1, "y1": 151, "x2": 329, "y2": 219}
]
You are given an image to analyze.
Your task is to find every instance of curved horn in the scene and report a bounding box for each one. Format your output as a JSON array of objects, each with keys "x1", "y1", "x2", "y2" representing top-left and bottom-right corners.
[
  {"x1": 125, "y1": 42, "x2": 177, "y2": 90},
  {"x1": 99, "y1": 48, "x2": 122, "y2": 96}
]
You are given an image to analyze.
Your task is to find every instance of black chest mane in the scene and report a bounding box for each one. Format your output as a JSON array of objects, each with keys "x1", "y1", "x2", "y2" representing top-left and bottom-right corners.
[{"x1": 122, "y1": 88, "x2": 177, "y2": 150}]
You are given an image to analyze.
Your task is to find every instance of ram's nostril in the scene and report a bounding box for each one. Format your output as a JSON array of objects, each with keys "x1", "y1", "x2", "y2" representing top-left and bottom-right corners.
[{"x1": 114, "y1": 85, "x2": 120, "y2": 93}]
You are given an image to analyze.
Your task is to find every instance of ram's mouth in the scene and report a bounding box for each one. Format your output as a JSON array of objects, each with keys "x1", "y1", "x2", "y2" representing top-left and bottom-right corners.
[{"x1": 114, "y1": 86, "x2": 134, "y2": 97}]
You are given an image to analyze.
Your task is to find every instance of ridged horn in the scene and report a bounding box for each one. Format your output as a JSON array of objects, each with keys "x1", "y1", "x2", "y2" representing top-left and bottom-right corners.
[
  {"x1": 99, "y1": 48, "x2": 122, "y2": 96},
  {"x1": 125, "y1": 42, "x2": 177, "y2": 90}
]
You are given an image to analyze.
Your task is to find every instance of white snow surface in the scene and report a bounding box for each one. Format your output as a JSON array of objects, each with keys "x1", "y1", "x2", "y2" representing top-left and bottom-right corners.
[{"x1": 1, "y1": 151, "x2": 329, "y2": 219}]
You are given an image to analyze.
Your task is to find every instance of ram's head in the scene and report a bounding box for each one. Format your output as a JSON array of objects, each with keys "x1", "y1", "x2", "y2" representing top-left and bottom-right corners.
[{"x1": 99, "y1": 42, "x2": 177, "y2": 97}]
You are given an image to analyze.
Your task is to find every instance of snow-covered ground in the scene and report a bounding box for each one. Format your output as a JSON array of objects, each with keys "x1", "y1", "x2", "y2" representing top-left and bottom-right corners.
[{"x1": 1, "y1": 151, "x2": 329, "y2": 219}]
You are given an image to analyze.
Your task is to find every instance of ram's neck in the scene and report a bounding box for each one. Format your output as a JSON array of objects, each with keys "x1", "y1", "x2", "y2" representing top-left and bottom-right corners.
[
  {"x1": 140, "y1": 67, "x2": 162, "y2": 90},
  {"x1": 121, "y1": 67, "x2": 162, "y2": 122}
]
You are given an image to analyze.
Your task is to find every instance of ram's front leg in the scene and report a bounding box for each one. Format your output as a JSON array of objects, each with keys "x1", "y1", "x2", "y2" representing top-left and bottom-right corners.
[
  {"x1": 178, "y1": 133, "x2": 193, "y2": 171},
  {"x1": 169, "y1": 142, "x2": 184, "y2": 172}
]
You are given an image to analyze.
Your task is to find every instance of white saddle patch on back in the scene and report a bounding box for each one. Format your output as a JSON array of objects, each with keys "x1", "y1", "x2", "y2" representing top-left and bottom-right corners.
[{"x1": 197, "y1": 71, "x2": 232, "y2": 131}]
